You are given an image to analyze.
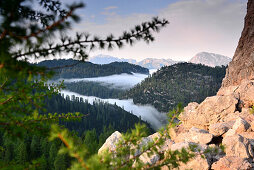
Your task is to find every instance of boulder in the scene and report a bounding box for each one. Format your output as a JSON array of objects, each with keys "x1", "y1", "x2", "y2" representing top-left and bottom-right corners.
[
  {"x1": 211, "y1": 156, "x2": 252, "y2": 170},
  {"x1": 133, "y1": 132, "x2": 174, "y2": 165},
  {"x1": 209, "y1": 122, "x2": 232, "y2": 136},
  {"x1": 232, "y1": 117, "x2": 251, "y2": 133},
  {"x1": 173, "y1": 127, "x2": 213, "y2": 144},
  {"x1": 222, "y1": 134, "x2": 253, "y2": 158},
  {"x1": 251, "y1": 121, "x2": 254, "y2": 131},
  {"x1": 171, "y1": 141, "x2": 207, "y2": 152},
  {"x1": 161, "y1": 155, "x2": 210, "y2": 170},
  {"x1": 235, "y1": 80, "x2": 254, "y2": 108},
  {"x1": 176, "y1": 155, "x2": 210, "y2": 170},
  {"x1": 98, "y1": 131, "x2": 122, "y2": 155},
  {"x1": 223, "y1": 129, "x2": 236, "y2": 138},
  {"x1": 187, "y1": 127, "x2": 213, "y2": 144},
  {"x1": 180, "y1": 95, "x2": 238, "y2": 130},
  {"x1": 169, "y1": 124, "x2": 188, "y2": 142},
  {"x1": 139, "y1": 152, "x2": 160, "y2": 165}
]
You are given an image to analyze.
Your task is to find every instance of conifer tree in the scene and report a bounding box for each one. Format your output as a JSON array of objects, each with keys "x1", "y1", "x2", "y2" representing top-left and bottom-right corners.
[
  {"x1": 0, "y1": 0, "x2": 205, "y2": 169},
  {"x1": 49, "y1": 143, "x2": 58, "y2": 169},
  {"x1": 54, "y1": 153, "x2": 67, "y2": 170},
  {"x1": 16, "y1": 141, "x2": 28, "y2": 165}
]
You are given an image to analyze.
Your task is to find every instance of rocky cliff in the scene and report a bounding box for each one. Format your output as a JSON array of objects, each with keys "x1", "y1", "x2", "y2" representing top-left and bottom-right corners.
[
  {"x1": 221, "y1": 0, "x2": 254, "y2": 88},
  {"x1": 98, "y1": 1, "x2": 254, "y2": 169}
]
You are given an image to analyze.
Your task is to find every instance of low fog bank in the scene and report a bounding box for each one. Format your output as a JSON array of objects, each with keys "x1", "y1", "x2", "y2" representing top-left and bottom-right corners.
[
  {"x1": 59, "y1": 73, "x2": 148, "y2": 90},
  {"x1": 61, "y1": 90, "x2": 167, "y2": 130}
]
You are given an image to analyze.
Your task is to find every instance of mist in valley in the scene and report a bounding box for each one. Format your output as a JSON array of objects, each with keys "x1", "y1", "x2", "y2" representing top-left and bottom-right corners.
[{"x1": 62, "y1": 90, "x2": 167, "y2": 130}]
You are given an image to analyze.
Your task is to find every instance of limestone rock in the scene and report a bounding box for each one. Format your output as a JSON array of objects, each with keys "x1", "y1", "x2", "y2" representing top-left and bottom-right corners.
[
  {"x1": 171, "y1": 141, "x2": 207, "y2": 152},
  {"x1": 223, "y1": 129, "x2": 236, "y2": 138},
  {"x1": 173, "y1": 127, "x2": 213, "y2": 144},
  {"x1": 98, "y1": 131, "x2": 122, "y2": 155},
  {"x1": 235, "y1": 80, "x2": 254, "y2": 108},
  {"x1": 180, "y1": 94, "x2": 238, "y2": 130},
  {"x1": 222, "y1": 134, "x2": 253, "y2": 158},
  {"x1": 161, "y1": 155, "x2": 210, "y2": 170},
  {"x1": 169, "y1": 124, "x2": 188, "y2": 142},
  {"x1": 133, "y1": 132, "x2": 174, "y2": 165},
  {"x1": 209, "y1": 122, "x2": 232, "y2": 136},
  {"x1": 232, "y1": 117, "x2": 251, "y2": 133},
  {"x1": 188, "y1": 127, "x2": 213, "y2": 144},
  {"x1": 251, "y1": 121, "x2": 254, "y2": 132},
  {"x1": 221, "y1": 1, "x2": 254, "y2": 88},
  {"x1": 211, "y1": 156, "x2": 252, "y2": 170},
  {"x1": 177, "y1": 155, "x2": 210, "y2": 170},
  {"x1": 139, "y1": 152, "x2": 160, "y2": 165}
]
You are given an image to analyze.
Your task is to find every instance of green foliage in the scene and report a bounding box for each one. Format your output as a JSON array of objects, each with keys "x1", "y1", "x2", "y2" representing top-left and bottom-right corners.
[
  {"x1": 54, "y1": 153, "x2": 67, "y2": 170},
  {"x1": 64, "y1": 81, "x2": 124, "y2": 99},
  {"x1": 16, "y1": 141, "x2": 28, "y2": 165},
  {"x1": 122, "y1": 62, "x2": 226, "y2": 112},
  {"x1": 167, "y1": 103, "x2": 183, "y2": 128},
  {"x1": 44, "y1": 94, "x2": 153, "y2": 135},
  {"x1": 49, "y1": 143, "x2": 58, "y2": 169},
  {"x1": 250, "y1": 106, "x2": 254, "y2": 114}
]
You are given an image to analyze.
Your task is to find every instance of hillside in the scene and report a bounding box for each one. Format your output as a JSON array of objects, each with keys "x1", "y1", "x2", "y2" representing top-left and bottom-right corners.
[
  {"x1": 44, "y1": 94, "x2": 153, "y2": 135},
  {"x1": 37, "y1": 59, "x2": 149, "y2": 79},
  {"x1": 121, "y1": 62, "x2": 226, "y2": 112},
  {"x1": 189, "y1": 52, "x2": 231, "y2": 67}
]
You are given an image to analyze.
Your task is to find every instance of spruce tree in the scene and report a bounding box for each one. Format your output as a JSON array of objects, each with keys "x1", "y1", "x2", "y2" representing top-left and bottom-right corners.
[
  {"x1": 54, "y1": 153, "x2": 67, "y2": 170},
  {"x1": 16, "y1": 141, "x2": 28, "y2": 165},
  {"x1": 49, "y1": 143, "x2": 58, "y2": 169}
]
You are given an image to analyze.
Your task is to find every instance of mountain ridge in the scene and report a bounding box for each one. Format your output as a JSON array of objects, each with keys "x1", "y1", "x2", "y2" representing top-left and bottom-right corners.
[
  {"x1": 89, "y1": 54, "x2": 179, "y2": 69},
  {"x1": 189, "y1": 52, "x2": 231, "y2": 67},
  {"x1": 37, "y1": 59, "x2": 149, "y2": 79}
]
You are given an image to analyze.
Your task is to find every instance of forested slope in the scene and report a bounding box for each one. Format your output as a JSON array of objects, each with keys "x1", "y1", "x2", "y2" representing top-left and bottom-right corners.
[
  {"x1": 37, "y1": 59, "x2": 149, "y2": 79},
  {"x1": 44, "y1": 94, "x2": 152, "y2": 135},
  {"x1": 121, "y1": 63, "x2": 226, "y2": 112},
  {"x1": 0, "y1": 94, "x2": 152, "y2": 169}
]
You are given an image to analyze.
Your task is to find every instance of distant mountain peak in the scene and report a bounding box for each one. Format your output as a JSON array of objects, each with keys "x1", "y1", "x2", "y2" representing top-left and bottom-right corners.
[
  {"x1": 189, "y1": 52, "x2": 231, "y2": 67},
  {"x1": 89, "y1": 54, "x2": 178, "y2": 69}
]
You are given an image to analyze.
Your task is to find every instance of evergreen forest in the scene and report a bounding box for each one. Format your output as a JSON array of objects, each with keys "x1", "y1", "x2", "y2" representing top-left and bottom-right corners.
[
  {"x1": 37, "y1": 59, "x2": 149, "y2": 79},
  {"x1": 122, "y1": 63, "x2": 226, "y2": 112}
]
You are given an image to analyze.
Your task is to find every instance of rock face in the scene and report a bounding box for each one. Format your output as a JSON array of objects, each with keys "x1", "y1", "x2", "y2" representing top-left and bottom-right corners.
[
  {"x1": 211, "y1": 156, "x2": 252, "y2": 170},
  {"x1": 221, "y1": 0, "x2": 254, "y2": 88},
  {"x1": 209, "y1": 122, "x2": 233, "y2": 136},
  {"x1": 180, "y1": 95, "x2": 239, "y2": 130},
  {"x1": 98, "y1": 131, "x2": 122, "y2": 155},
  {"x1": 222, "y1": 134, "x2": 253, "y2": 158}
]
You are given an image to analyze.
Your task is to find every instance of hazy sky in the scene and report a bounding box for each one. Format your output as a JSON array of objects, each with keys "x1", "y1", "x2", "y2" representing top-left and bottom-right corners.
[{"x1": 66, "y1": 0, "x2": 247, "y2": 61}]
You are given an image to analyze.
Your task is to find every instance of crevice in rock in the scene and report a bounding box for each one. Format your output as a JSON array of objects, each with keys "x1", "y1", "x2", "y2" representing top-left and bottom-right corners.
[
  {"x1": 235, "y1": 98, "x2": 243, "y2": 112},
  {"x1": 207, "y1": 136, "x2": 223, "y2": 146}
]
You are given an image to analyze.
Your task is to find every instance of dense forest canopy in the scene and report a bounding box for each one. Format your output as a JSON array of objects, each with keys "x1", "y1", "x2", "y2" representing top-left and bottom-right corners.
[
  {"x1": 122, "y1": 63, "x2": 226, "y2": 112},
  {"x1": 37, "y1": 59, "x2": 149, "y2": 79}
]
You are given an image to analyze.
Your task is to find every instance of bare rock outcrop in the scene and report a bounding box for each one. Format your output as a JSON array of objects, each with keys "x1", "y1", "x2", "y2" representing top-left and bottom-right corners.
[
  {"x1": 209, "y1": 122, "x2": 233, "y2": 136},
  {"x1": 222, "y1": 134, "x2": 253, "y2": 159},
  {"x1": 98, "y1": 131, "x2": 122, "y2": 155},
  {"x1": 173, "y1": 127, "x2": 213, "y2": 144},
  {"x1": 211, "y1": 156, "x2": 252, "y2": 170},
  {"x1": 179, "y1": 94, "x2": 238, "y2": 130},
  {"x1": 221, "y1": 0, "x2": 254, "y2": 88}
]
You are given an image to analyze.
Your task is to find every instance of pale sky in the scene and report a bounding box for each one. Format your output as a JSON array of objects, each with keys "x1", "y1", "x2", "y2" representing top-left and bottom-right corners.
[{"x1": 67, "y1": 0, "x2": 247, "y2": 61}]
